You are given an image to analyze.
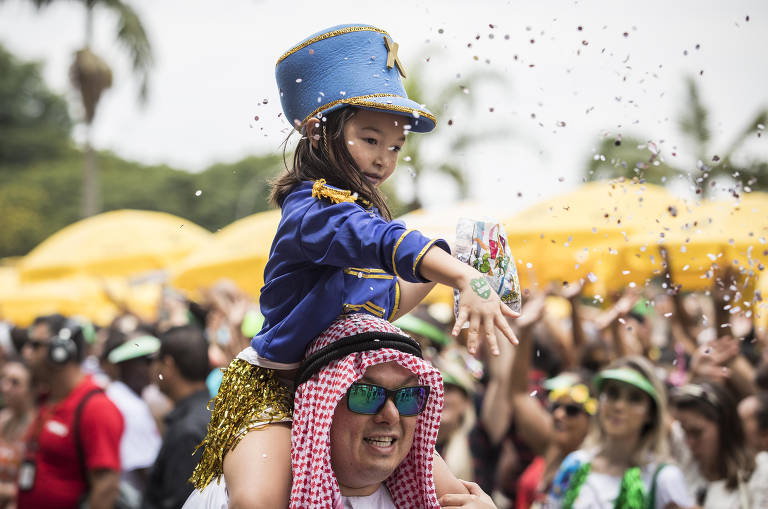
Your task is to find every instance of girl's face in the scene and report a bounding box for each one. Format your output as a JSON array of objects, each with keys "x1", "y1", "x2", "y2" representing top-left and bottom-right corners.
[
  {"x1": 550, "y1": 396, "x2": 590, "y2": 452},
  {"x1": 676, "y1": 408, "x2": 719, "y2": 472},
  {"x1": 342, "y1": 109, "x2": 407, "y2": 187},
  {"x1": 598, "y1": 380, "x2": 653, "y2": 440}
]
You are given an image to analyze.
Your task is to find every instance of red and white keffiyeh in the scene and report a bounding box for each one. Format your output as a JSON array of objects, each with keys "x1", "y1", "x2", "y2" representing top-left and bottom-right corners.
[{"x1": 290, "y1": 314, "x2": 444, "y2": 509}]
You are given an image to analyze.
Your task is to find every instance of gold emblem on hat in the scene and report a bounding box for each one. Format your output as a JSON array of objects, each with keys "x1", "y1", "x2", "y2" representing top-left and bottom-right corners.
[{"x1": 384, "y1": 36, "x2": 407, "y2": 78}]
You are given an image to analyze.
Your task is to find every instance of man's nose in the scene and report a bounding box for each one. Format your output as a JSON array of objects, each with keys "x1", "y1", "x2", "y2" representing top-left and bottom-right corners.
[{"x1": 373, "y1": 398, "x2": 400, "y2": 424}]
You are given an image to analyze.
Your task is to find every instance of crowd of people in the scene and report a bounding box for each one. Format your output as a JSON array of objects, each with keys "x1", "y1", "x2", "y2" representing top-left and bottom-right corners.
[{"x1": 0, "y1": 273, "x2": 765, "y2": 508}]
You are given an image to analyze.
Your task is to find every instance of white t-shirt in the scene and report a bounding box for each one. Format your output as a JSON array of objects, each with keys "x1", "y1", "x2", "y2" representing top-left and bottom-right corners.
[
  {"x1": 341, "y1": 485, "x2": 396, "y2": 509},
  {"x1": 106, "y1": 380, "x2": 162, "y2": 471},
  {"x1": 700, "y1": 452, "x2": 768, "y2": 509},
  {"x1": 671, "y1": 421, "x2": 768, "y2": 508},
  {"x1": 551, "y1": 449, "x2": 694, "y2": 509},
  {"x1": 182, "y1": 479, "x2": 396, "y2": 509}
]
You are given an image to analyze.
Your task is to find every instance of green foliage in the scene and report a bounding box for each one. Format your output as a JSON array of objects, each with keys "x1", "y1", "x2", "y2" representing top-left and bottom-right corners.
[
  {"x1": 0, "y1": 43, "x2": 73, "y2": 166},
  {"x1": 583, "y1": 75, "x2": 768, "y2": 197},
  {"x1": 400, "y1": 53, "x2": 508, "y2": 210},
  {"x1": 0, "y1": 150, "x2": 284, "y2": 257},
  {"x1": 585, "y1": 135, "x2": 681, "y2": 185}
]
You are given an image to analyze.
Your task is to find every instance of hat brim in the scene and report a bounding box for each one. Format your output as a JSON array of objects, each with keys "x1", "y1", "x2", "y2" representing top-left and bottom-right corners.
[
  {"x1": 318, "y1": 95, "x2": 436, "y2": 133},
  {"x1": 593, "y1": 367, "x2": 660, "y2": 406},
  {"x1": 108, "y1": 335, "x2": 161, "y2": 364}
]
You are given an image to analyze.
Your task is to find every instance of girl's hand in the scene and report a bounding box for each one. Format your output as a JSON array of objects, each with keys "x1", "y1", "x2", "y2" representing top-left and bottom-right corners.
[
  {"x1": 417, "y1": 246, "x2": 518, "y2": 356},
  {"x1": 452, "y1": 273, "x2": 519, "y2": 356},
  {"x1": 439, "y1": 480, "x2": 498, "y2": 509}
]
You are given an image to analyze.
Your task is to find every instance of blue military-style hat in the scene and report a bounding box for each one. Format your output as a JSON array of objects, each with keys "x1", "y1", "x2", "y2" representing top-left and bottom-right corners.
[{"x1": 276, "y1": 23, "x2": 436, "y2": 133}]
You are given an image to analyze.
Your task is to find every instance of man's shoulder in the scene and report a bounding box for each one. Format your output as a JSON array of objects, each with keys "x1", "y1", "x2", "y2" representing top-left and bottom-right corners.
[{"x1": 75, "y1": 378, "x2": 123, "y2": 422}]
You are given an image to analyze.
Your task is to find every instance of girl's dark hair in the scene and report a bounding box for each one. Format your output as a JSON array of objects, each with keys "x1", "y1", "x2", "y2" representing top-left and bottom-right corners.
[
  {"x1": 672, "y1": 380, "x2": 755, "y2": 489},
  {"x1": 269, "y1": 107, "x2": 392, "y2": 220}
]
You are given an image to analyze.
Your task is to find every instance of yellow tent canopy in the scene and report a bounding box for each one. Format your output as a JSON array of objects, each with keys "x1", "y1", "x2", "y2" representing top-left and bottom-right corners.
[
  {"x1": 0, "y1": 270, "x2": 162, "y2": 327},
  {"x1": 171, "y1": 209, "x2": 282, "y2": 299},
  {"x1": 18, "y1": 210, "x2": 211, "y2": 282},
  {"x1": 503, "y1": 181, "x2": 689, "y2": 295}
]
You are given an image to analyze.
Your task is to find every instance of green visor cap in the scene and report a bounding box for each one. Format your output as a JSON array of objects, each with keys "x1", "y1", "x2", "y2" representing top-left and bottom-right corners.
[
  {"x1": 107, "y1": 335, "x2": 161, "y2": 364},
  {"x1": 394, "y1": 314, "x2": 451, "y2": 346},
  {"x1": 593, "y1": 367, "x2": 660, "y2": 406},
  {"x1": 543, "y1": 372, "x2": 581, "y2": 391}
]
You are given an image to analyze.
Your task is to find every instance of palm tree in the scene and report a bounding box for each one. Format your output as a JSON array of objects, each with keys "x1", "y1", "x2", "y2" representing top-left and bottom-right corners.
[
  {"x1": 387, "y1": 53, "x2": 511, "y2": 212},
  {"x1": 585, "y1": 76, "x2": 767, "y2": 197},
  {"x1": 20, "y1": 0, "x2": 153, "y2": 217}
]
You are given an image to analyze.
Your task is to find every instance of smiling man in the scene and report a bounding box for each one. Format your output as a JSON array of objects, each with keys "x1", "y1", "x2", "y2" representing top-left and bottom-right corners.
[{"x1": 290, "y1": 313, "x2": 445, "y2": 508}]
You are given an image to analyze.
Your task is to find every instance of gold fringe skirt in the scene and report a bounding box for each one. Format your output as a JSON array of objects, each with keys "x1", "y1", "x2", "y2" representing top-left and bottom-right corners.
[{"x1": 189, "y1": 359, "x2": 293, "y2": 490}]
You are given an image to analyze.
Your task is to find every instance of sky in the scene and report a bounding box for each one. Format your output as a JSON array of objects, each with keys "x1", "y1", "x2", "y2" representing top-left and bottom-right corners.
[{"x1": 1, "y1": 0, "x2": 767, "y2": 211}]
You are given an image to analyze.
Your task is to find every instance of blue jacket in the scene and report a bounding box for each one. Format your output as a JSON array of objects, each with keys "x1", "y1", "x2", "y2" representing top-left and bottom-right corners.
[{"x1": 251, "y1": 180, "x2": 449, "y2": 368}]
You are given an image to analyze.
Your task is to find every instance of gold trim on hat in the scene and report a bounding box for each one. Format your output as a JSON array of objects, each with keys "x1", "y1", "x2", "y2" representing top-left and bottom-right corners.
[
  {"x1": 276, "y1": 26, "x2": 391, "y2": 65},
  {"x1": 301, "y1": 93, "x2": 436, "y2": 130}
]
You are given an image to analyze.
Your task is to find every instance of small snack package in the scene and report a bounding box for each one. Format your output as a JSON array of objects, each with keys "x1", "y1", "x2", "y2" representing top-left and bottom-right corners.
[{"x1": 453, "y1": 218, "x2": 522, "y2": 322}]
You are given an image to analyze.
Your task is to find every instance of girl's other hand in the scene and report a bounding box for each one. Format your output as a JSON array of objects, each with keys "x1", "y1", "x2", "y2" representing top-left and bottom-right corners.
[
  {"x1": 452, "y1": 273, "x2": 519, "y2": 356},
  {"x1": 438, "y1": 480, "x2": 498, "y2": 508}
]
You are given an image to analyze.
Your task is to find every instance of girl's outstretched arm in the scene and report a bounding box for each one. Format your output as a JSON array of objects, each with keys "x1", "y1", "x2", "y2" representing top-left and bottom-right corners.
[
  {"x1": 418, "y1": 246, "x2": 518, "y2": 355},
  {"x1": 391, "y1": 279, "x2": 437, "y2": 321}
]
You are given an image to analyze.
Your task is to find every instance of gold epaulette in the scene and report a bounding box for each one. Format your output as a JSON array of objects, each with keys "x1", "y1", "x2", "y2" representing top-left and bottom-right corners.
[
  {"x1": 311, "y1": 179, "x2": 372, "y2": 208},
  {"x1": 311, "y1": 178, "x2": 357, "y2": 204}
]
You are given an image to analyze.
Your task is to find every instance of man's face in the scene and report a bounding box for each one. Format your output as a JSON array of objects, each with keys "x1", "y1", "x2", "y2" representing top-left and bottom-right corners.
[
  {"x1": 22, "y1": 323, "x2": 54, "y2": 383},
  {"x1": 329, "y1": 361, "x2": 420, "y2": 496}
]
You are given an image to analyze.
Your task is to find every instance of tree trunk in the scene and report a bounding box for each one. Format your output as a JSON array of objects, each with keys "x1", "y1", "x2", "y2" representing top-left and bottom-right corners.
[
  {"x1": 80, "y1": 6, "x2": 100, "y2": 218},
  {"x1": 81, "y1": 124, "x2": 101, "y2": 217}
]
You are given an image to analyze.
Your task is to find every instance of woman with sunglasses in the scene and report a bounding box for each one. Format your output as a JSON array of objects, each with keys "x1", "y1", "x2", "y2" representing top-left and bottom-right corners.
[
  {"x1": 671, "y1": 381, "x2": 768, "y2": 509},
  {"x1": 507, "y1": 299, "x2": 594, "y2": 509},
  {"x1": 548, "y1": 356, "x2": 694, "y2": 509},
  {"x1": 0, "y1": 359, "x2": 35, "y2": 509}
]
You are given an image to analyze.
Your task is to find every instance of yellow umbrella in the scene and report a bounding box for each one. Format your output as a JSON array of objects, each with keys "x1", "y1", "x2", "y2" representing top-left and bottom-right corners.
[
  {"x1": 613, "y1": 193, "x2": 768, "y2": 294},
  {"x1": 18, "y1": 210, "x2": 211, "y2": 282},
  {"x1": 0, "y1": 274, "x2": 162, "y2": 327},
  {"x1": 171, "y1": 209, "x2": 282, "y2": 299},
  {"x1": 503, "y1": 181, "x2": 689, "y2": 295},
  {"x1": 666, "y1": 193, "x2": 768, "y2": 282}
]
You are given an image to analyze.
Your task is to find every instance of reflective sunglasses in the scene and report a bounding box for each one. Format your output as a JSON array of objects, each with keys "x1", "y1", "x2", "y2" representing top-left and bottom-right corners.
[
  {"x1": 551, "y1": 402, "x2": 586, "y2": 417},
  {"x1": 346, "y1": 382, "x2": 430, "y2": 416}
]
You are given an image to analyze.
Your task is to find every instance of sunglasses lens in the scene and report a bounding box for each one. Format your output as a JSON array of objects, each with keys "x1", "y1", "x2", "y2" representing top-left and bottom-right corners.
[
  {"x1": 552, "y1": 402, "x2": 583, "y2": 417},
  {"x1": 565, "y1": 404, "x2": 582, "y2": 417},
  {"x1": 394, "y1": 386, "x2": 429, "y2": 416},
  {"x1": 347, "y1": 384, "x2": 386, "y2": 414},
  {"x1": 346, "y1": 384, "x2": 429, "y2": 416}
]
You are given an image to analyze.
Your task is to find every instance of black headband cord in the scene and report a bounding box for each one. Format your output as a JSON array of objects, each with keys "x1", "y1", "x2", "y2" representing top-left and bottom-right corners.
[{"x1": 295, "y1": 331, "x2": 422, "y2": 387}]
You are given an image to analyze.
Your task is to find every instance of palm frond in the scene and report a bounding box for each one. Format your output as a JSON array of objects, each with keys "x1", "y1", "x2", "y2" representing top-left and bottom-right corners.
[
  {"x1": 678, "y1": 76, "x2": 710, "y2": 152},
  {"x1": 99, "y1": 0, "x2": 153, "y2": 102}
]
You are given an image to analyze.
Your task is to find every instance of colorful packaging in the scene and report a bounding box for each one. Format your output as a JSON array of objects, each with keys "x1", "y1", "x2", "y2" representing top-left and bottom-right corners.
[{"x1": 453, "y1": 218, "x2": 522, "y2": 321}]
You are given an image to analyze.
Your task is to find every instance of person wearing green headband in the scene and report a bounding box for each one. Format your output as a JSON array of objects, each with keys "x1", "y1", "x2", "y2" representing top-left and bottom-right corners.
[{"x1": 548, "y1": 356, "x2": 695, "y2": 509}]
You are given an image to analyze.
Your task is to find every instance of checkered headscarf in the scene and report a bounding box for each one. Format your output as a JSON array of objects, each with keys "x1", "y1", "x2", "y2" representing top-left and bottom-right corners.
[{"x1": 290, "y1": 314, "x2": 443, "y2": 508}]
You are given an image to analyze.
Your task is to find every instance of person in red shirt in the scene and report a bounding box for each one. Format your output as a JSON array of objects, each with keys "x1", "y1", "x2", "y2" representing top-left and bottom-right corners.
[{"x1": 18, "y1": 314, "x2": 123, "y2": 509}]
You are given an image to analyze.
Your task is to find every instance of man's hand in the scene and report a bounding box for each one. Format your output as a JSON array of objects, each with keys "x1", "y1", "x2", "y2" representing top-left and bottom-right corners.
[{"x1": 439, "y1": 480, "x2": 497, "y2": 508}]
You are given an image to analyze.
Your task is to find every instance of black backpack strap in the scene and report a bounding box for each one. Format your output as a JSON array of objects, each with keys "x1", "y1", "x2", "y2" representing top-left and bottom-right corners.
[
  {"x1": 73, "y1": 388, "x2": 105, "y2": 488},
  {"x1": 646, "y1": 462, "x2": 667, "y2": 509}
]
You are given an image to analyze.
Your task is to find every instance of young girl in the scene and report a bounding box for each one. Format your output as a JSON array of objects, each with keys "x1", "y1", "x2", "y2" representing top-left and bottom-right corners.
[
  {"x1": 189, "y1": 23, "x2": 517, "y2": 507},
  {"x1": 548, "y1": 356, "x2": 694, "y2": 509}
]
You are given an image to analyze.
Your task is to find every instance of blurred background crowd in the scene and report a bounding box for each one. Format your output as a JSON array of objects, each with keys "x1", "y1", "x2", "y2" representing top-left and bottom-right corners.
[{"x1": 1, "y1": 250, "x2": 767, "y2": 506}]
